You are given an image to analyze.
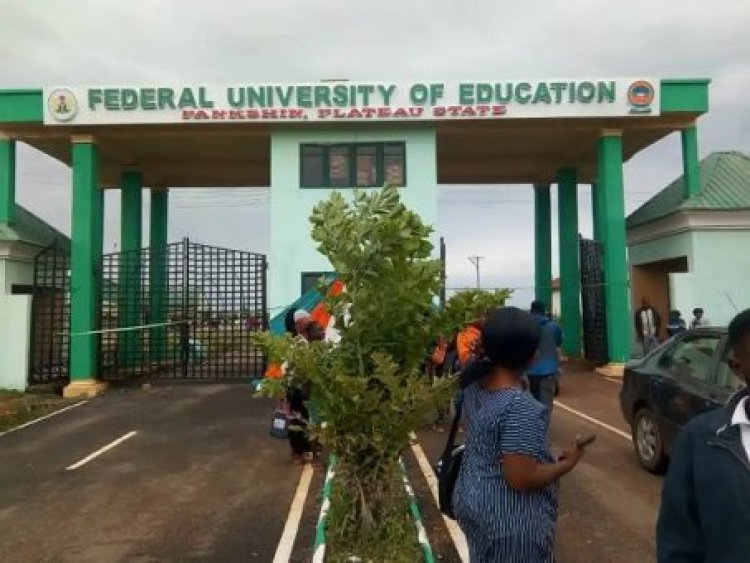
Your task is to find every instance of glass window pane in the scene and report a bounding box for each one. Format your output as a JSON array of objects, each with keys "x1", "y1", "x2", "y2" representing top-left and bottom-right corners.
[
  {"x1": 669, "y1": 337, "x2": 720, "y2": 382},
  {"x1": 384, "y1": 154, "x2": 405, "y2": 185},
  {"x1": 383, "y1": 143, "x2": 405, "y2": 186},
  {"x1": 356, "y1": 145, "x2": 377, "y2": 187},
  {"x1": 301, "y1": 145, "x2": 324, "y2": 187},
  {"x1": 329, "y1": 146, "x2": 351, "y2": 187}
]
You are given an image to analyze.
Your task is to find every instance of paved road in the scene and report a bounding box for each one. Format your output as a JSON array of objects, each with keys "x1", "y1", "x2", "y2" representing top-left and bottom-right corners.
[
  {"x1": 0, "y1": 370, "x2": 662, "y2": 563},
  {"x1": 415, "y1": 369, "x2": 662, "y2": 563},
  {"x1": 0, "y1": 385, "x2": 301, "y2": 563}
]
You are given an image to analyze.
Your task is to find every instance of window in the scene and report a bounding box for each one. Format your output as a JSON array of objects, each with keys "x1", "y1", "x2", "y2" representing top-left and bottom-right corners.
[
  {"x1": 660, "y1": 336, "x2": 721, "y2": 383},
  {"x1": 301, "y1": 271, "x2": 335, "y2": 296},
  {"x1": 10, "y1": 284, "x2": 33, "y2": 295},
  {"x1": 301, "y1": 145, "x2": 324, "y2": 187},
  {"x1": 300, "y1": 142, "x2": 406, "y2": 188}
]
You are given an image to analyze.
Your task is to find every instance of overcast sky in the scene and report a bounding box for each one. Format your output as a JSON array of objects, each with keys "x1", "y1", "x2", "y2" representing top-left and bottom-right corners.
[{"x1": 3, "y1": 0, "x2": 750, "y2": 307}]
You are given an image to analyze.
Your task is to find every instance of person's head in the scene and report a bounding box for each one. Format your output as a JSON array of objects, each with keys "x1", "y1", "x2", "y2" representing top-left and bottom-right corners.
[
  {"x1": 530, "y1": 300, "x2": 546, "y2": 316},
  {"x1": 728, "y1": 309, "x2": 750, "y2": 386},
  {"x1": 482, "y1": 307, "x2": 542, "y2": 374},
  {"x1": 693, "y1": 307, "x2": 704, "y2": 319},
  {"x1": 307, "y1": 321, "x2": 325, "y2": 342},
  {"x1": 293, "y1": 309, "x2": 311, "y2": 334},
  {"x1": 670, "y1": 310, "x2": 682, "y2": 320},
  {"x1": 641, "y1": 297, "x2": 651, "y2": 308}
]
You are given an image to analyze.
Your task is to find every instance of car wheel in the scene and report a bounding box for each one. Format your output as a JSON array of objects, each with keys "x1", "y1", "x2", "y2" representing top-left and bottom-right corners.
[{"x1": 633, "y1": 408, "x2": 668, "y2": 473}]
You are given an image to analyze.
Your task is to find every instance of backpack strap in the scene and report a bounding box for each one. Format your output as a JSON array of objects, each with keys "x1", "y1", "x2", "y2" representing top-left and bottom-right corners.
[{"x1": 440, "y1": 391, "x2": 463, "y2": 461}]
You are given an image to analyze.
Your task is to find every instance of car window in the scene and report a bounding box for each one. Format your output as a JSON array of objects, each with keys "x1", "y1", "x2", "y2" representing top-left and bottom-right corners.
[
  {"x1": 661, "y1": 336, "x2": 721, "y2": 383},
  {"x1": 716, "y1": 355, "x2": 746, "y2": 392}
]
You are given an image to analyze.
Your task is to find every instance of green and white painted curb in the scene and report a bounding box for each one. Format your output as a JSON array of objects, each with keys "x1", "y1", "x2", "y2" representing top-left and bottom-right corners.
[
  {"x1": 312, "y1": 455, "x2": 435, "y2": 562},
  {"x1": 312, "y1": 456, "x2": 336, "y2": 563},
  {"x1": 399, "y1": 458, "x2": 436, "y2": 563}
]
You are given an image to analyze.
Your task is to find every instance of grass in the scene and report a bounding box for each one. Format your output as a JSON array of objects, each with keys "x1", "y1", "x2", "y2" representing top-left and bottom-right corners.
[
  {"x1": 0, "y1": 392, "x2": 72, "y2": 433},
  {"x1": 325, "y1": 468, "x2": 423, "y2": 563}
]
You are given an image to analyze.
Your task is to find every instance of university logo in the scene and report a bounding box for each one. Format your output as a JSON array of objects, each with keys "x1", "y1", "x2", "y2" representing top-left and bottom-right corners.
[
  {"x1": 627, "y1": 80, "x2": 654, "y2": 115},
  {"x1": 48, "y1": 89, "x2": 78, "y2": 122}
]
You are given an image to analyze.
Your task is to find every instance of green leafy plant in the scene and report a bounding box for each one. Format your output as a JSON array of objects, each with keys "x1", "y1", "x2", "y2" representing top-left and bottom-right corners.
[{"x1": 253, "y1": 185, "x2": 509, "y2": 560}]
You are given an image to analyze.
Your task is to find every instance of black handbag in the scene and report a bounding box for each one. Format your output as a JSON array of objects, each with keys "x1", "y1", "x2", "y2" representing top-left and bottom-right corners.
[
  {"x1": 437, "y1": 394, "x2": 464, "y2": 519},
  {"x1": 269, "y1": 400, "x2": 290, "y2": 440}
]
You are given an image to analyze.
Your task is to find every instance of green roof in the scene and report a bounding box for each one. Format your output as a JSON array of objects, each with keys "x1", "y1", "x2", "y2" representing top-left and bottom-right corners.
[
  {"x1": 627, "y1": 151, "x2": 750, "y2": 229},
  {"x1": 0, "y1": 205, "x2": 70, "y2": 250}
]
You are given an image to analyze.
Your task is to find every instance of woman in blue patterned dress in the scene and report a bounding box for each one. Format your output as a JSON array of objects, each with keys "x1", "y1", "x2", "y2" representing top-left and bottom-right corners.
[{"x1": 454, "y1": 307, "x2": 584, "y2": 562}]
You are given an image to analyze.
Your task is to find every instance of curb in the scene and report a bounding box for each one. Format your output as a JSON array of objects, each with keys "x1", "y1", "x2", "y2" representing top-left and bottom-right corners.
[
  {"x1": 312, "y1": 455, "x2": 336, "y2": 563},
  {"x1": 399, "y1": 458, "x2": 436, "y2": 563}
]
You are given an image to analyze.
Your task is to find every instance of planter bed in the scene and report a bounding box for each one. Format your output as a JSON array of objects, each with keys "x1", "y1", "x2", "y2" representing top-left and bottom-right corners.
[{"x1": 312, "y1": 456, "x2": 435, "y2": 562}]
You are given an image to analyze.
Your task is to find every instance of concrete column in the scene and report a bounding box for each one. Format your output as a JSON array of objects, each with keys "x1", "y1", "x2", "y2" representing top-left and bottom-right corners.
[
  {"x1": 0, "y1": 135, "x2": 15, "y2": 224},
  {"x1": 534, "y1": 183, "x2": 552, "y2": 311},
  {"x1": 557, "y1": 167, "x2": 582, "y2": 357},
  {"x1": 681, "y1": 124, "x2": 700, "y2": 198},
  {"x1": 598, "y1": 132, "x2": 631, "y2": 368},
  {"x1": 592, "y1": 182, "x2": 606, "y2": 244},
  {"x1": 65, "y1": 136, "x2": 106, "y2": 397},
  {"x1": 149, "y1": 188, "x2": 169, "y2": 361},
  {"x1": 119, "y1": 171, "x2": 143, "y2": 367}
]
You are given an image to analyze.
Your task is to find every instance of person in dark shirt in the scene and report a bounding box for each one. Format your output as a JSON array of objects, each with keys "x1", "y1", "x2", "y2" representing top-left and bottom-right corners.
[
  {"x1": 526, "y1": 301, "x2": 562, "y2": 409},
  {"x1": 666, "y1": 310, "x2": 687, "y2": 338},
  {"x1": 657, "y1": 308, "x2": 750, "y2": 563}
]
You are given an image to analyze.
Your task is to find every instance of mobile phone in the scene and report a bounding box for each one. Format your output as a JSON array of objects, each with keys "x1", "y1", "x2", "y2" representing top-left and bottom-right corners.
[{"x1": 575, "y1": 434, "x2": 597, "y2": 450}]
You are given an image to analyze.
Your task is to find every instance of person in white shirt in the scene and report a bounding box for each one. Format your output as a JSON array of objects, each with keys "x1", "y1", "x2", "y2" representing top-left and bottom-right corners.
[
  {"x1": 634, "y1": 298, "x2": 661, "y2": 355},
  {"x1": 657, "y1": 308, "x2": 750, "y2": 563},
  {"x1": 690, "y1": 307, "x2": 711, "y2": 329}
]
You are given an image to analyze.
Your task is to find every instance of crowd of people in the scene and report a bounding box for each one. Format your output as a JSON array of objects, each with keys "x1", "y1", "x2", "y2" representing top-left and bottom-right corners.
[{"x1": 635, "y1": 298, "x2": 712, "y2": 355}]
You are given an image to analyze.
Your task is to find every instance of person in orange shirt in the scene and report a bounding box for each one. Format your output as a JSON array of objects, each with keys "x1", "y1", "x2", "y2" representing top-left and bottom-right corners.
[{"x1": 457, "y1": 315, "x2": 486, "y2": 369}]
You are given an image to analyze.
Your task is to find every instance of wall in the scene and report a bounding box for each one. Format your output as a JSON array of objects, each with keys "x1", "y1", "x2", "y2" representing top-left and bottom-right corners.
[
  {"x1": 269, "y1": 126, "x2": 438, "y2": 311},
  {"x1": 0, "y1": 258, "x2": 33, "y2": 390},
  {"x1": 628, "y1": 231, "x2": 693, "y2": 268},
  {"x1": 686, "y1": 230, "x2": 750, "y2": 326}
]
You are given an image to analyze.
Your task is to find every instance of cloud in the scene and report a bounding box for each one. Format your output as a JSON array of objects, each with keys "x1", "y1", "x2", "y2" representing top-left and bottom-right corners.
[{"x1": 3, "y1": 0, "x2": 749, "y2": 310}]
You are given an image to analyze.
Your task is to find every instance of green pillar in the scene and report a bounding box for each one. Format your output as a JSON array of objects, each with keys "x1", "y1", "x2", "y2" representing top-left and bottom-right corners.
[
  {"x1": 599, "y1": 132, "x2": 630, "y2": 364},
  {"x1": 681, "y1": 124, "x2": 700, "y2": 198},
  {"x1": 149, "y1": 188, "x2": 169, "y2": 361},
  {"x1": 0, "y1": 136, "x2": 15, "y2": 224},
  {"x1": 69, "y1": 138, "x2": 102, "y2": 382},
  {"x1": 534, "y1": 183, "x2": 552, "y2": 311},
  {"x1": 119, "y1": 171, "x2": 143, "y2": 368},
  {"x1": 557, "y1": 167, "x2": 582, "y2": 357},
  {"x1": 592, "y1": 182, "x2": 606, "y2": 244}
]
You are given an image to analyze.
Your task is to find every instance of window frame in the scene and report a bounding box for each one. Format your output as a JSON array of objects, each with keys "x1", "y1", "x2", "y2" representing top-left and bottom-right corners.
[
  {"x1": 299, "y1": 141, "x2": 406, "y2": 189},
  {"x1": 301, "y1": 271, "x2": 336, "y2": 296}
]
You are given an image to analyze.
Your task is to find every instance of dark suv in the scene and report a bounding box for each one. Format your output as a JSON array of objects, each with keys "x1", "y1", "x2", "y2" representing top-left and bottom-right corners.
[{"x1": 619, "y1": 328, "x2": 744, "y2": 473}]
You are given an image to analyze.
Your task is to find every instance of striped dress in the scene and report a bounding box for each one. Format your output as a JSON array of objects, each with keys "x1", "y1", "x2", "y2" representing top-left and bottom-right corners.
[{"x1": 453, "y1": 384, "x2": 557, "y2": 562}]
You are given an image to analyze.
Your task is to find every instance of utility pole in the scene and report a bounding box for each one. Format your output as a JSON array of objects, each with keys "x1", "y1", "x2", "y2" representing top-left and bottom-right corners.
[{"x1": 468, "y1": 255, "x2": 484, "y2": 289}]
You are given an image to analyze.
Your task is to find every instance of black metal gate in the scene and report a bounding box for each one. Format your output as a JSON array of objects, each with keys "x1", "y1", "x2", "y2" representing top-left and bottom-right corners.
[
  {"x1": 580, "y1": 238, "x2": 608, "y2": 364},
  {"x1": 28, "y1": 241, "x2": 71, "y2": 385},
  {"x1": 99, "y1": 239, "x2": 267, "y2": 381}
]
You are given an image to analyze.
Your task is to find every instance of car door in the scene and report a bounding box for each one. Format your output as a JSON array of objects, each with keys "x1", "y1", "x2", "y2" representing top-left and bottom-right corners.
[{"x1": 651, "y1": 332, "x2": 724, "y2": 448}]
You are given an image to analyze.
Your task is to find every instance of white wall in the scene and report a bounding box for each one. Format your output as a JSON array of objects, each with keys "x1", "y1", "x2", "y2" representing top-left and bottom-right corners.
[
  {"x1": 685, "y1": 230, "x2": 750, "y2": 326},
  {"x1": 0, "y1": 259, "x2": 33, "y2": 390}
]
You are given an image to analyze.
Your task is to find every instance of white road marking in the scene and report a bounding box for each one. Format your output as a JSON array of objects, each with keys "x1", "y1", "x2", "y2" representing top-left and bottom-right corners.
[
  {"x1": 409, "y1": 432, "x2": 470, "y2": 562},
  {"x1": 273, "y1": 463, "x2": 314, "y2": 563},
  {"x1": 554, "y1": 400, "x2": 632, "y2": 441},
  {"x1": 65, "y1": 430, "x2": 138, "y2": 470},
  {"x1": 0, "y1": 400, "x2": 89, "y2": 438}
]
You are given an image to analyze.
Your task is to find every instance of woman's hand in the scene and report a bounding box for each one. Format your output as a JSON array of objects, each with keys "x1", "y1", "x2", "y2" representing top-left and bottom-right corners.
[{"x1": 558, "y1": 441, "x2": 585, "y2": 472}]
